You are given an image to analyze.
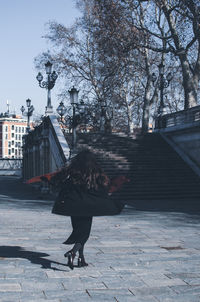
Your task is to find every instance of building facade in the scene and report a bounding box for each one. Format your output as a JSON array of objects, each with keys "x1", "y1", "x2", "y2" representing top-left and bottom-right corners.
[{"x1": 0, "y1": 114, "x2": 27, "y2": 159}]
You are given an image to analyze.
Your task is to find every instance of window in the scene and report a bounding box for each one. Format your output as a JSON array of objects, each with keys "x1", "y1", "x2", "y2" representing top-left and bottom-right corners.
[
  {"x1": 19, "y1": 135, "x2": 21, "y2": 140},
  {"x1": 12, "y1": 133, "x2": 14, "y2": 138},
  {"x1": 8, "y1": 142, "x2": 11, "y2": 147},
  {"x1": 12, "y1": 148, "x2": 14, "y2": 153},
  {"x1": 8, "y1": 149, "x2": 11, "y2": 155},
  {"x1": 22, "y1": 127, "x2": 24, "y2": 133},
  {"x1": 15, "y1": 134, "x2": 18, "y2": 140},
  {"x1": 5, "y1": 134, "x2": 8, "y2": 140},
  {"x1": 5, "y1": 126, "x2": 8, "y2": 132},
  {"x1": 12, "y1": 141, "x2": 14, "y2": 145},
  {"x1": 16, "y1": 127, "x2": 18, "y2": 132},
  {"x1": 12, "y1": 125, "x2": 14, "y2": 130},
  {"x1": 19, "y1": 127, "x2": 21, "y2": 133}
]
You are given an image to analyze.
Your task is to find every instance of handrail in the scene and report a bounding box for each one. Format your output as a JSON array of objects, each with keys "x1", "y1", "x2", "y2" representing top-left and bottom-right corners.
[
  {"x1": 0, "y1": 158, "x2": 22, "y2": 170},
  {"x1": 155, "y1": 105, "x2": 200, "y2": 129},
  {"x1": 48, "y1": 118, "x2": 68, "y2": 166}
]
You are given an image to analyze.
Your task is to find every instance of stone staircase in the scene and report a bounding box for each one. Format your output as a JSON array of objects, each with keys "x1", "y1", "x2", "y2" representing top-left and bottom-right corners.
[{"x1": 64, "y1": 132, "x2": 200, "y2": 204}]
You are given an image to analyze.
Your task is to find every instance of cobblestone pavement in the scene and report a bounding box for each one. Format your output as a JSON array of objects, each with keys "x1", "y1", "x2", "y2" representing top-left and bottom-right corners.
[{"x1": 0, "y1": 176, "x2": 200, "y2": 302}]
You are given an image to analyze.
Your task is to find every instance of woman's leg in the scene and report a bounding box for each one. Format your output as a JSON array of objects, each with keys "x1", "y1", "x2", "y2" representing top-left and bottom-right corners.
[
  {"x1": 77, "y1": 243, "x2": 88, "y2": 267},
  {"x1": 76, "y1": 216, "x2": 93, "y2": 267},
  {"x1": 64, "y1": 216, "x2": 93, "y2": 269}
]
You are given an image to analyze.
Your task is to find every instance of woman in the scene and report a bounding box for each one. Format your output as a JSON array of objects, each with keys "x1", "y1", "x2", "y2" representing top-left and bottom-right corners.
[{"x1": 51, "y1": 150, "x2": 124, "y2": 270}]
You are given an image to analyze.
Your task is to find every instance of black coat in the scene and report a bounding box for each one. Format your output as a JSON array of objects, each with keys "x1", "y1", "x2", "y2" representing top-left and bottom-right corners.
[{"x1": 52, "y1": 181, "x2": 124, "y2": 217}]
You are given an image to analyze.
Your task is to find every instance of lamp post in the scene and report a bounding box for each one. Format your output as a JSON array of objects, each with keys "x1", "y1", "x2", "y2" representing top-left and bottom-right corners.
[
  {"x1": 20, "y1": 98, "x2": 34, "y2": 132},
  {"x1": 56, "y1": 88, "x2": 86, "y2": 155},
  {"x1": 36, "y1": 61, "x2": 58, "y2": 115},
  {"x1": 152, "y1": 63, "x2": 173, "y2": 116},
  {"x1": 68, "y1": 87, "x2": 79, "y2": 153}
]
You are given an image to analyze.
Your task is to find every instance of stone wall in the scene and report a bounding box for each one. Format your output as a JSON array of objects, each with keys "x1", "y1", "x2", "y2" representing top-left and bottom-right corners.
[{"x1": 156, "y1": 122, "x2": 200, "y2": 177}]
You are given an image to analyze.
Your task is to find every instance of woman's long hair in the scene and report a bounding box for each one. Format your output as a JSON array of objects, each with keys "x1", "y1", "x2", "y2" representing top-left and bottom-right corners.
[{"x1": 61, "y1": 150, "x2": 109, "y2": 190}]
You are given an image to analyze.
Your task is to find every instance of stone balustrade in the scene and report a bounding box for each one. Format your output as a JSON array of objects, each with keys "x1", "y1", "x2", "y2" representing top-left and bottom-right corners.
[
  {"x1": 154, "y1": 105, "x2": 200, "y2": 177},
  {"x1": 22, "y1": 115, "x2": 70, "y2": 182}
]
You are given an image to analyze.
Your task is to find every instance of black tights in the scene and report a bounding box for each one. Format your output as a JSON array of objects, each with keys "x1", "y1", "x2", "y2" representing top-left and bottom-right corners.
[
  {"x1": 64, "y1": 216, "x2": 93, "y2": 256},
  {"x1": 71, "y1": 216, "x2": 93, "y2": 246}
]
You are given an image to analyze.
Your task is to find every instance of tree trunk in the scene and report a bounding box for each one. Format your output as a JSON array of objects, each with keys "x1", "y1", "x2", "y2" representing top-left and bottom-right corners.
[
  {"x1": 179, "y1": 54, "x2": 198, "y2": 109},
  {"x1": 142, "y1": 47, "x2": 152, "y2": 133},
  {"x1": 127, "y1": 104, "x2": 134, "y2": 134},
  {"x1": 142, "y1": 77, "x2": 152, "y2": 133},
  {"x1": 162, "y1": 2, "x2": 198, "y2": 109}
]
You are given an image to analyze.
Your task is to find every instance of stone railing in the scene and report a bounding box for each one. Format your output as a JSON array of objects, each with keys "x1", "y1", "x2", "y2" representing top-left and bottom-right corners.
[
  {"x1": 154, "y1": 105, "x2": 200, "y2": 177},
  {"x1": 22, "y1": 115, "x2": 70, "y2": 182},
  {"x1": 155, "y1": 105, "x2": 200, "y2": 130}
]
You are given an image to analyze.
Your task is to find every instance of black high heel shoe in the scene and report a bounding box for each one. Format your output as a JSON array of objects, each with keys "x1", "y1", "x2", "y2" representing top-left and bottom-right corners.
[
  {"x1": 77, "y1": 256, "x2": 88, "y2": 267},
  {"x1": 64, "y1": 251, "x2": 75, "y2": 270}
]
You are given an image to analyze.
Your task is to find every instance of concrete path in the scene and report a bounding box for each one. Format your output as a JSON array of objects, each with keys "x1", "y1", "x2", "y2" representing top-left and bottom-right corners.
[{"x1": 0, "y1": 176, "x2": 200, "y2": 301}]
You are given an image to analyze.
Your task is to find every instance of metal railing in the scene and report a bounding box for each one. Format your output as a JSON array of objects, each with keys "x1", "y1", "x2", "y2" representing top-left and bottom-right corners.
[
  {"x1": 0, "y1": 158, "x2": 22, "y2": 170},
  {"x1": 155, "y1": 105, "x2": 200, "y2": 129}
]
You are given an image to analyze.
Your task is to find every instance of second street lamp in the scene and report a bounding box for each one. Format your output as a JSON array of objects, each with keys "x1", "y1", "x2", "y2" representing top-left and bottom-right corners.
[
  {"x1": 20, "y1": 99, "x2": 34, "y2": 132},
  {"x1": 56, "y1": 88, "x2": 86, "y2": 156},
  {"x1": 69, "y1": 87, "x2": 79, "y2": 154},
  {"x1": 56, "y1": 101, "x2": 67, "y2": 122},
  {"x1": 152, "y1": 63, "x2": 173, "y2": 116},
  {"x1": 36, "y1": 61, "x2": 58, "y2": 115}
]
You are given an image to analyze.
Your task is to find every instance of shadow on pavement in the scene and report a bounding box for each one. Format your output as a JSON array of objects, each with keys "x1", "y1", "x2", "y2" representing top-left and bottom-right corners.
[{"x1": 0, "y1": 246, "x2": 69, "y2": 271}]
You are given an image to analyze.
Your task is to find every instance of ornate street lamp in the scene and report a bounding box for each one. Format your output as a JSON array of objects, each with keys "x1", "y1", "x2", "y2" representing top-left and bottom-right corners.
[
  {"x1": 56, "y1": 101, "x2": 67, "y2": 122},
  {"x1": 36, "y1": 61, "x2": 58, "y2": 115},
  {"x1": 152, "y1": 63, "x2": 173, "y2": 116},
  {"x1": 56, "y1": 88, "x2": 86, "y2": 155},
  {"x1": 69, "y1": 87, "x2": 79, "y2": 153},
  {"x1": 20, "y1": 98, "x2": 34, "y2": 132}
]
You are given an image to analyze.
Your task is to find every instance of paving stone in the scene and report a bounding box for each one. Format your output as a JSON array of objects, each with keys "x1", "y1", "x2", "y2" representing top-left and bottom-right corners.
[
  {"x1": 170, "y1": 285, "x2": 200, "y2": 294},
  {"x1": 0, "y1": 292, "x2": 21, "y2": 301},
  {"x1": 141, "y1": 277, "x2": 187, "y2": 287},
  {"x1": 0, "y1": 283, "x2": 21, "y2": 292},
  {"x1": 62, "y1": 279, "x2": 106, "y2": 290},
  {"x1": 182, "y1": 278, "x2": 200, "y2": 285},
  {"x1": 156, "y1": 294, "x2": 200, "y2": 302},
  {"x1": 117, "y1": 296, "x2": 158, "y2": 302},
  {"x1": 44, "y1": 289, "x2": 90, "y2": 300},
  {"x1": 87, "y1": 288, "x2": 134, "y2": 299},
  {"x1": 21, "y1": 300, "x2": 60, "y2": 302},
  {"x1": 103, "y1": 279, "x2": 145, "y2": 289},
  {"x1": 19, "y1": 291, "x2": 46, "y2": 300},
  {"x1": 166, "y1": 272, "x2": 200, "y2": 279},
  {"x1": 130, "y1": 286, "x2": 175, "y2": 296},
  {"x1": 20, "y1": 281, "x2": 64, "y2": 291}
]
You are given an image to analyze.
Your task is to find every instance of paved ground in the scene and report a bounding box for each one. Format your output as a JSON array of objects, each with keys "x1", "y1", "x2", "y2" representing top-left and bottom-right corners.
[{"x1": 0, "y1": 176, "x2": 200, "y2": 302}]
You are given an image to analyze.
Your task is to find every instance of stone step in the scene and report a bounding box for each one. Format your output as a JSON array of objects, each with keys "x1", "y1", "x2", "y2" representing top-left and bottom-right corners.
[{"x1": 64, "y1": 132, "x2": 200, "y2": 200}]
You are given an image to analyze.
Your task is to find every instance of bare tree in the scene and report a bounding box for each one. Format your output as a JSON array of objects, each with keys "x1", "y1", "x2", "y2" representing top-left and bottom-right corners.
[{"x1": 128, "y1": 0, "x2": 200, "y2": 109}]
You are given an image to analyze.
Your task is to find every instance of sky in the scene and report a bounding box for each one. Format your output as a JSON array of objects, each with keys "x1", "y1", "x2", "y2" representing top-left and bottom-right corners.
[{"x1": 0, "y1": 0, "x2": 80, "y2": 117}]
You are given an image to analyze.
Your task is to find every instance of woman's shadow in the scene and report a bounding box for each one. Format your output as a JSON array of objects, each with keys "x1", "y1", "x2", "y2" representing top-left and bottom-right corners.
[{"x1": 0, "y1": 246, "x2": 68, "y2": 271}]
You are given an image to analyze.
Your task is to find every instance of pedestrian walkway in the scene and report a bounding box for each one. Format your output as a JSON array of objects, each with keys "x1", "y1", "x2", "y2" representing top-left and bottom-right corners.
[{"x1": 0, "y1": 176, "x2": 200, "y2": 302}]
